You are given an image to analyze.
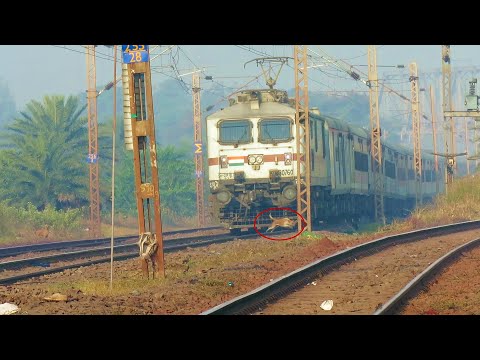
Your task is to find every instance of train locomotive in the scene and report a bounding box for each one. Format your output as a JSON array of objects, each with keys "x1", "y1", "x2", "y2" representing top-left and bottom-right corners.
[{"x1": 206, "y1": 87, "x2": 444, "y2": 233}]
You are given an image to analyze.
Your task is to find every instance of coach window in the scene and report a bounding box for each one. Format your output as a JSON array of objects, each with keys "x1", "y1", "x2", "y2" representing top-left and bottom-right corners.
[
  {"x1": 258, "y1": 118, "x2": 293, "y2": 144},
  {"x1": 218, "y1": 119, "x2": 252, "y2": 145},
  {"x1": 354, "y1": 151, "x2": 368, "y2": 172}
]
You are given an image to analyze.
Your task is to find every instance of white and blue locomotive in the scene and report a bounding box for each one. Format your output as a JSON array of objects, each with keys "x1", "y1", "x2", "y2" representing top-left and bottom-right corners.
[{"x1": 206, "y1": 88, "x2": 443, "y2": 232}]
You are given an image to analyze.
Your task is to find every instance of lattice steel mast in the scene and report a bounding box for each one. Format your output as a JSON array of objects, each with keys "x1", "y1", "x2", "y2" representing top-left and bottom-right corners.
[
  {"x1": 192, "y1": 72, "x2": 205, "y2": 227},
  {"x1": 86, "y1": 45, "x2": 101, "y2": 237},
  {"x1": 410, "y1": 62, "x2": 422, "y2": 206},
  {"x1": 294, "y1": 45, "x2": 311, "y2": 232},
  {"x1": 368, "y1": 45, "x2": 385, "y2": 224}
]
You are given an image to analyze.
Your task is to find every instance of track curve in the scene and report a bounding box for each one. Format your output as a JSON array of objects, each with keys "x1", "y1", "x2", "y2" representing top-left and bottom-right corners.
[{"x1": 201, "y1": 220, "x2": 480, "y2": 315}]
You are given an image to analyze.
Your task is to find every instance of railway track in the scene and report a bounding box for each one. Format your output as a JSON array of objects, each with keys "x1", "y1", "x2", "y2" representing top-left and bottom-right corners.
[
  {"x1": 0, "y1": 229, "x2": 291, "y2": 285},
  {"x1": 201, "y1": 220, "x2": 480, "y2": 315},
  {"x1": 0, "y1": 226, "x2": 223, "y2": 259},
  {"x1": 374, "y1": 237, "x2": 480, "y2": 315}
]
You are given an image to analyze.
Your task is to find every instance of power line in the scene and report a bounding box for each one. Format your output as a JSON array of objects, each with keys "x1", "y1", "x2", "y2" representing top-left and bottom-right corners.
[
  {"x1": 235, "y1": 45, "x2": 335, "y2": 91},
  {"x1": 51, "y1": 45, "x2": 118, "y2": 63},
  {"x1": 177, "y1": 46, "x2": 201, "y2": 71},
  {"x1": 233, "y1": 46, "x2": 377, "y2": 123}
]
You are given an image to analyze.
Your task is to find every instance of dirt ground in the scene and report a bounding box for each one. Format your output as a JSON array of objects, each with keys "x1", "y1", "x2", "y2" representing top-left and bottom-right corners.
[
  {"x1": 1, "y1": 226, "x2": 478, "y2": 315},
  {"x1": 0, "y1": 231, "x2": 363, "y2": 315},
  {"x1": 401, "y1": 246, "x2": 480, "y2": 315},
  {"x1": 255, "y1": 229, "x2": 480, "y2": 315}
]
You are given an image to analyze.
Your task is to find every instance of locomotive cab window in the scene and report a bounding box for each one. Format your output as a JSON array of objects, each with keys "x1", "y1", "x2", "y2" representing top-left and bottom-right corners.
[
  {"x1": 258, "y1": 118, "x2": 292, "y2": 144},
  {"x1": 218, "y1": 119, "x2": 252, "y2": 145}
]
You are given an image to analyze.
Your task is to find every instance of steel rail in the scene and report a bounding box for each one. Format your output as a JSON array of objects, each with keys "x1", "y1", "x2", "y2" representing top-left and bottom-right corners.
[
  {"x1": 374, "y1": 237, "x2": 480, "y2": 315},
  {"x1": 0, "y1": 230, "x2": 291, "y2": 285},
  {"x1": 0, "y1": 226, "x2": 222, "y2": 259},
  {"x1": 201, "y1": 220, "x2": 480, "y2": 315}
]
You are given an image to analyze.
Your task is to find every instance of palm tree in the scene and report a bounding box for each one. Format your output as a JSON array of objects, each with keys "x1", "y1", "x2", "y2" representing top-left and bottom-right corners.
[{"x1": 0, "y1": 95, "x2": 90, "y2": 209}]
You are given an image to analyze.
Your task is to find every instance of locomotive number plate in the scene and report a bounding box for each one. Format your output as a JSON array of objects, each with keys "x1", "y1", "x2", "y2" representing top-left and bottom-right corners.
[
  {"x1": 281, "y1": 169, "x2": 294, "y2": 176},
  {"x1": 219, "y1": 173, "x2": 234, "y2": 180}
]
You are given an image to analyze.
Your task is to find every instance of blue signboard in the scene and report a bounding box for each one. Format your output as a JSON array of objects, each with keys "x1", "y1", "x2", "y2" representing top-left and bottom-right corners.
[
  {"x1": 122, "y1": 45, "x2": 149, "y2": 64},
  {"x1": 87, "y1": 153, "x2": 98, "y2": 164}
]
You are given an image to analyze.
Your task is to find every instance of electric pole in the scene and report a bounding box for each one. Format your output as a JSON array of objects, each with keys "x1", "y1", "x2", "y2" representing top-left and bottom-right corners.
[
  {"x1": 368, "y1": 45, "x2": 385, "y2": 224},
  {"x1": 123, "y1": 45, "x2": 165, "y2": 278},
  {"x1": 86, "y1": 45, "x2": 101, "y2": 238},
  {"x1": 410, "y1": 62, "x2": 422, "y2": 206},
  {"x1": 192, "y1": 71, "x2": 205, "y2": 227},
  {"x1": 429, "y1": 85, "x2": 440, "y2": 193},
  {"x1": 475, "y1": 122, "x2": 480, "y2": 170},
  {"x1": 465, "y1": 119, "x2": 470, "y2": 175},
  {"x1": 456, "y1": 80, "x2": 471, "y2": 176},
  {"x1": 294, "y1": 45, "x2": 311, "y2": 233},
  {"x1": 442, "y1": 45, "x2": 455, "y2": 185}
]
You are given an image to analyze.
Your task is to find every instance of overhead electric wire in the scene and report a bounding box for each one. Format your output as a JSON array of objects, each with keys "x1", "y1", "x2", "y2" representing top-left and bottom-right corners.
[
  {"x1": 203, "y1": 72, "x2": 266, "y2": 112},
  {"x1": 235, "y1": 45, "x2": 338, "y2": 92},
  {"x1": 308, "y1": 46, "x2": 432, "y2": 122},
  {"x1": 51, "y1": 45, "x2": 119, "y2": 63},
  {"x1": 230, "y1": 46, "x2": 372, "y2": 120}
]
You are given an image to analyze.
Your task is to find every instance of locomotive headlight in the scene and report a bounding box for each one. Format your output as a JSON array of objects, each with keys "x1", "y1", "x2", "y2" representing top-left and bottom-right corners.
[
  {"x1": 248, "y1": 154, "x2": 264, "y2": 165},
  {"x1": 282, "y1": 185, "x2": 296, "y2": 201},
  {"x1": 220, "y1": 155, "x2": 228, "y2": 168},
  {"x1": 209, "y1": 181, "x2": 219, "y2": 190},
  {"x1": 284, "y1": 152, "x2": 292, "y2": 165},
  {"x1": 216, "y1": 190, "x2": 231, "y2": 205}
]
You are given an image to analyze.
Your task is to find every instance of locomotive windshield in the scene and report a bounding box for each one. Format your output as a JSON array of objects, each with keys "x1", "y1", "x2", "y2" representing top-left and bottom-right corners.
[
  {"x1": 219, "y1": 120, "x2": 252, "y2": 144},
  {"x1": 259, "y1": 118, "x2": 292, "y2": 143}
]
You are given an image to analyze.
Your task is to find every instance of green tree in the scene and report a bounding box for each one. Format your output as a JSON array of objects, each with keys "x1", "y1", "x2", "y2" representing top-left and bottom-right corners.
[
  {"x1": 0, "y1": 95, "x2": 91, "y2": 209},
  {"x1": 95, "y1": 116, "x2": 126, "y2": 213},
  {"x1": 114, "y1": 144, "x2": 196, "y2": 220},
  {"x1": 0, "y1": 78, "x2": 16, "y2": 130}
]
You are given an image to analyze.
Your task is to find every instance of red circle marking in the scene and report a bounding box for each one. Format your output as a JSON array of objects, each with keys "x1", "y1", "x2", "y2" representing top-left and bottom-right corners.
[{"x1": 253, "y1": 207, "x2": 307, "y2": 241}]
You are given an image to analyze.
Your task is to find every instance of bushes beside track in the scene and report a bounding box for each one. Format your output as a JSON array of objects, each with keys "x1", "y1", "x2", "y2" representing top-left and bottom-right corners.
[{"x1": 0, "y1": 201, "x2": 83, "y2": 242}]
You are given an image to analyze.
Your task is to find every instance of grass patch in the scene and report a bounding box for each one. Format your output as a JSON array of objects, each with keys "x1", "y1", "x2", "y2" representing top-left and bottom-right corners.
[
  {"x1": 48, "y1": 277, "x2": 166, "y2": 297},
  {"x1": 41, "y1": 173, "x2": 480, "y2": 308},
  {"x1": 430, "y1": 300, "x2": 461, "y2": 312},
  {"x1": 0, "y1": 201, "x2": 84, "y2": 245},
  {"x1": 357, "y1": 222, "x2": 384, "y2": 234},
  {"x1": 46, "y1": 232, "x2": 355, "y2": 299},
  {"x1": 403, "y1": 174, "x2": 480, "y2": 230}
]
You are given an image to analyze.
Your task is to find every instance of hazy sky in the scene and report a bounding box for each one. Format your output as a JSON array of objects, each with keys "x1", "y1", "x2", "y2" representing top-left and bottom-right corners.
[{"x1": 2, "y1": 45, "x2": 480, "y2": 108}]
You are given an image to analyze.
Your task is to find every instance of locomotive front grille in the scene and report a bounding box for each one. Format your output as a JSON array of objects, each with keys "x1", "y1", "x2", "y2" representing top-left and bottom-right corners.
[
  {"x1": 269, "y1": 170, "x2": 281, "y2": 183},
  {"x1": 221, "y1": 207, "x2": 296, "y2": 227},
  {"x1": 234, "y1": 171, "x2": 245, "y2": 182}
]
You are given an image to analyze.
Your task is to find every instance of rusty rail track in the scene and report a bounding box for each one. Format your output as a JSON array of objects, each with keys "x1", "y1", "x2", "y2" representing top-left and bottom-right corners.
[
  {"x1": 0, "y1": 230, "x2": 291, "y2": 285},
  {"x1": 0, "y1": 226, "x2": 222, "y2": 259},
  {"x1": 201, "y1": 220, "x2": 480, "y2": 315},
  {"x1": 374, "y1": 237, "x2": 480, "y2": 315}
]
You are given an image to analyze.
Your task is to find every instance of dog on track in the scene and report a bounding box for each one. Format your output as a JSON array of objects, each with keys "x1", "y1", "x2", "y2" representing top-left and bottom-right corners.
[{"x1": 266, "y1": 213, "x2": 296, "y2": 232}]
